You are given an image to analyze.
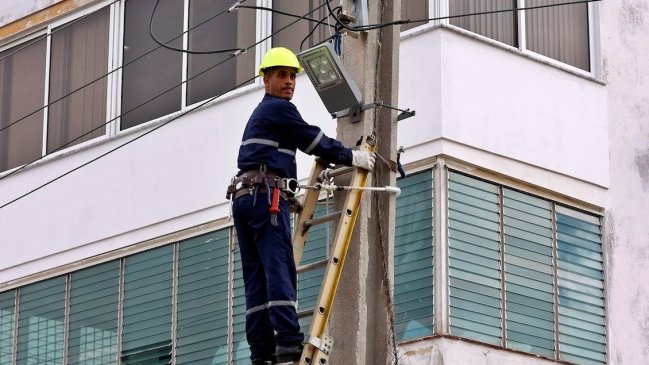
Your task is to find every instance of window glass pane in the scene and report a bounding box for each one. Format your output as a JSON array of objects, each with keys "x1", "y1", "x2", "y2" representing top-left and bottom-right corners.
[
  {"x1": 503, "y1": 188, "x2": 555, "y2": 358},
  {"x1": 556, "y1": 207, "x2": 606, "y2": 365},
  {"x1": 121, "y1": 246, "x2": 173, "y2": 365},
  {"x1": 450, "y1": 0, "x2": 518, "y2": 47},
  {"x1": 187, "y1": 0, "x2": 255, "y2": 105},
  {"x1": 272, "y1": 1, "x2": 330, "y2": 53},
  {"x1": 0, "y1": 290, "x2": 16, "y2": 365},
  {"x1": 122, "y1": 0, "x2": 183, "y2": 130},
  {"x1": 447, "y1": 171, "x2": 502, "y2": 346},
  {"x1": 231, "y1": 234, "x2": 250, "y2": 364},
  {"x1": 176, "y1": 230, "x2": 230, "y2": 365},
  {"x1": 48, "y1": 6, "x2": 109, "y2": 153},
  {"x1": 401, "y1": 0, "x2": 429, "y2": 32},
  {"x1": 0, "y1": 37, "x2": 46, "y2": 172},
  {"x1": 394, "y1": 170, "x2": 434, "y2": 342},
  {"x1": 17, "y1": 276, "x2": 67, "y2": 365},
  {"x1": 526, "y1": 0, "x2": 590, "y2": 71},
  {"x1": 68, "y1": 261, "x2": 119, "y2": 365}
]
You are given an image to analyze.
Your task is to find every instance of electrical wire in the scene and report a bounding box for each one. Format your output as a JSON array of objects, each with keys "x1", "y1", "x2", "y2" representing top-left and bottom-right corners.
[
  {"x1": 0, "y1": 0, "x2": 605, "y2": 204},
  {"x1": 235, "y1": 4, "x2": 336, "y2": 29},
  {"x1": 149, "y1": 0, "x2": 245, "y2": 54},
  {"x1": 0, "y1": 0, "x2": 602, "y2": 136},
  {"x1": 0, "y1": 1, "x2": 332, "y2": 209},
  {"x1": 0, "y1": 0, "x2": 246, "y2": 135},
  {"x1": 300, "y1": 6, "x2": 342, "y2": 51}
]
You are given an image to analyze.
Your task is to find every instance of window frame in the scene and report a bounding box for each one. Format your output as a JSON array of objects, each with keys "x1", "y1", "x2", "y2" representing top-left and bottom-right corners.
[{"x1": 402, "y1": 0, "x2": 602, "y2": 78}]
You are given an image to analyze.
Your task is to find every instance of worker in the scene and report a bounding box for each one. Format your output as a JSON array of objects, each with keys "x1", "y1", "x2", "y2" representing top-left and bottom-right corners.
[{"x1": 228, "y1": 47, "x2": 375, "y2": 365}]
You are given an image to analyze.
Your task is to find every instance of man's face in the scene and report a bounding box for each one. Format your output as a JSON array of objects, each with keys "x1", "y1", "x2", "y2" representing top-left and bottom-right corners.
[{"x1": 263, "y1": 66, "x2": 297, "y2": 100}]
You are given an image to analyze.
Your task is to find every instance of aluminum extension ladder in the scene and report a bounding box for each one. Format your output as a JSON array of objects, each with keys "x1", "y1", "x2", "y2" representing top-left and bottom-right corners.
[{"x1": 291, "y1": 134, "x2": 377, "y2": 365}]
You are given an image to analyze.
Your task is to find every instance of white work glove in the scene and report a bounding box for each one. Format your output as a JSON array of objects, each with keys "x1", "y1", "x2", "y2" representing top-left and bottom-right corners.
[{"x1": 351, "y1": 150, "x2": 376, "y2": 171}]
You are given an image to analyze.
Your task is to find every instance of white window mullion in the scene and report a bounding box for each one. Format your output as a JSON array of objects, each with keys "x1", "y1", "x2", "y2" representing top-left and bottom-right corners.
[
  {"x1": 433, "y1": 0, "x2": 450, "y2": 26},
  {"x1": 256, "y1": 0, "x2": 273, "y2": 86},
  {"x1": 517, "y1": 0, "x2": 526, "y2": 52},
  {"x1": 588, "y1": 1, "x2": 601, "y2": 78},
  {"x1": 106, "y1": 1, "x2": 122, "y2": 137},
  {"x1": 41, "y1": 28, "x2": 52, "y2": 157},
  {"x1": 181, "y1": 0, "x2": 189, "y2": 109},
  {"x1": 433, "y1": 157, "x2": 449, "y2": 335}
]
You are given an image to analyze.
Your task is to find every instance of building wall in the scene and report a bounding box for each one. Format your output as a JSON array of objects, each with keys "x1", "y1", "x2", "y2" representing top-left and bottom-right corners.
[{"x1": 1, "y1": 1, "x2": 648, "y2": 364}]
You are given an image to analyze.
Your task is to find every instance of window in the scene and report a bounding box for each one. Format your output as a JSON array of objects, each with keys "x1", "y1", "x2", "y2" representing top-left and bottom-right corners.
[
  {"x1": 0, "y1": 290, "x2": 15, "y2": 365},
  {"x1": 394, "y1": 170, "x2": 434, "y2": 341},
  {"x1": 0, "y1": 36, "x2": 46, "y2": 172},
  {"x1": 68, "y1": 261, "x2": 119, "y2": 365},
  {"x1": 0, "y1": 0, "x2": 257, "y2": 173},
  {"x1": 402, "y1": 0, "x2": 592, "y2": 72},
  {"x1": 121, "y1": 0, "x2": 256, "y2": 130},
  {"x1": 0, "y1": 3, "x2": 111, "y2": 174},
  {"x1": 48, "y1": 6, "x2": 110, "y2": 153},
  {"x1": 446, "y1": 170, "x2": 606, "y2": 364},
  {"x1": 0, "y1": 169, "x2": 607, "y2": 365},
  {"x1": 272, "y1": 1, "x2": 331, "y2": 53}
]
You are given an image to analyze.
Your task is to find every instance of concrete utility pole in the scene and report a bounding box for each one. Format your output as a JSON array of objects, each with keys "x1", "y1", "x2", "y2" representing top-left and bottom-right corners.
[{"x1": 332, "y1": 1, "x2": 400, "y2": 364}]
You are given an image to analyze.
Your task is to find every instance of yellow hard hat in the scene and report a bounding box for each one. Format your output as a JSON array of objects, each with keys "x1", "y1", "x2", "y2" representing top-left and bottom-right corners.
[{"x1": 258, "y1": 47, "x2": 303, "y2": 76}]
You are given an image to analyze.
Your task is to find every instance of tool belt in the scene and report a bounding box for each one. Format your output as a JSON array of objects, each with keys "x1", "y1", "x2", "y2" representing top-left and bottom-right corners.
[{"x1": 225, "y1": 168, "x2": 298, "y2": 200}]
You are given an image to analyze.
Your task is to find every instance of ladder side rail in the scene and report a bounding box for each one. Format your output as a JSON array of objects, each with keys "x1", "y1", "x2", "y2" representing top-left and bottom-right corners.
[
  {"x1": 292, "y1": 159, "x2": 329, "y2": 266},
  {"x1": 299, "y1": 139, "x2": 375, "y2": 365}
]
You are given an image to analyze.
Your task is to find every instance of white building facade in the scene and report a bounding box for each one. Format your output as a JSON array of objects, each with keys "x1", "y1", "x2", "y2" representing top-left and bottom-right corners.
[{"x1": 0, "y1": 1, "x2": 647, "y2": 365}]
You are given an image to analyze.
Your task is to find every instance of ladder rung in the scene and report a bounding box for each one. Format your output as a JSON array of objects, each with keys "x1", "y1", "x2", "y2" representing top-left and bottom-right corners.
[
  {"x1": 303, "y1": 211, "x2": 341, "y2": 229},
  {"x1": 297, "y1": 259, "x2": 328, "y2": 274},
  {"x1": 321, "y1": 166, "x2": 354, "y2": 180}
]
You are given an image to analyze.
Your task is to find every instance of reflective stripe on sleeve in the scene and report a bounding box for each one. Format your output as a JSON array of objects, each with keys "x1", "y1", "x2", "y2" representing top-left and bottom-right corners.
[
  {"x1": 278, "y1": 148, "x2": 296, "y2": 156},
  {"x1": 241, "y1": 138, "x2": 279, "y2": 147},
  {"x1": 304, "y1": 130, "x2": 323, "y2": 154}
]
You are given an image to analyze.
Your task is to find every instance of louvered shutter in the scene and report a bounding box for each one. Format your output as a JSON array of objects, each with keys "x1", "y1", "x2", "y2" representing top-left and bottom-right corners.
[
  {"x1": 121, "y1": 246, "x2": 173, "y2": 365},
  {"x1": 231, "y1": 236, "x2": 250, "y2": 364},
  {"x1": 176, "y1": 230, "x2": 230, "y2": 365},
  {"x1": 68, "y1": 261, "x2": 119, "y2": 365},
  {"x1": 17, "y1": 276, "x2": 66, "y2": 365},
  {"x1": 556, "y1": 206, "x2": 606, "y2": 365},
  {"x1": 503, "y1": 188, "x2": 555, "y2": 357},
  {"x1": 447, "y1": 171, "x2": 503, "y2": 345},
  {"x1": 0, "y1": 290, "x2": 15, "y2": 365},
  {"x1": 394, "y1": 170, "x2": 434, "y2": 341}
]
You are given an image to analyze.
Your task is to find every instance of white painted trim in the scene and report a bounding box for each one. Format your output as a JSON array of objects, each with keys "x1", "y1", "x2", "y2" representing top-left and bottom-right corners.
[
  {"x1": 181, "y1": 0, "x2": 189, "y2": 110},
  {"x1": 41, "y1": 30, "x2": 51, "y2": 157},
  {"x1": 47, "y1": 0, "x2": 114, "y2": 29},
  {"x1": 588, "y1": 0, "x2": 602, "y2": 79},
  {"x1": 113, "y1": 0, "x2": 125, "y2": 134},
  {"x1": 517, "y1": 0, "x2": 527, "y2": 52}
]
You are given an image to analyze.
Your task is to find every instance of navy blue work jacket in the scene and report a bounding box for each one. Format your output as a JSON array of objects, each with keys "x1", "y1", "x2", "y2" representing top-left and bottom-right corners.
[{"x1": 237, "y1": 94, "x2": 353, "y2": 179}]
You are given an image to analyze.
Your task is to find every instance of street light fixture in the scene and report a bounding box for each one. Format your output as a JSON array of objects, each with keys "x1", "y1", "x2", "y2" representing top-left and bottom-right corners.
[{"x1": 297, "y1": 42, "x2": 363, "y2": 118}]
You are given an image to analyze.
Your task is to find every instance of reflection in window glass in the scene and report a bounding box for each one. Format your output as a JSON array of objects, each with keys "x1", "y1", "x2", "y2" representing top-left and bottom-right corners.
[
  {"x1": 187, "y1": 0, "x2": 255, "y2": 105},
  {"x1": 272, "y1": 1, "x2": 330, "y2": 53},
  {"x1": 0, "y1": 290, "x2": 16, "y2": 365},
  {"x1": 17, "y1": 277, "x2": 66, "y2": 365},
  {"x1": 401, "y1": 0, "x2": 429, "y2": 32},
  {"x1": 176, "y1": 230, "x2": 230, "y2": 365},
  {"x1": 121, "y1": 0, "x2": 183, "y2": 130},
  {"x1": 68, "y1": 261, "x2": 119, "y2": 365}
]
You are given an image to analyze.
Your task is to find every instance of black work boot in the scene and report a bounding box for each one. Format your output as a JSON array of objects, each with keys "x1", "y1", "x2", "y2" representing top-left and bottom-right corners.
[{"x1": 275, "y1": 344, "x2": 303, "y2": 363}]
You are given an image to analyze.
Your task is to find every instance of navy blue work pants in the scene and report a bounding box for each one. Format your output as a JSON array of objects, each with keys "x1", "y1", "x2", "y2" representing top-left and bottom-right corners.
[{"x1": 232, "y1": 192, "x2": 303, "y2": 360}]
